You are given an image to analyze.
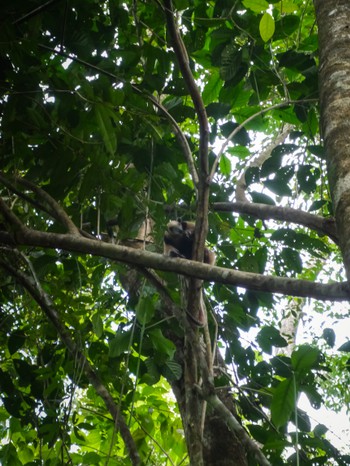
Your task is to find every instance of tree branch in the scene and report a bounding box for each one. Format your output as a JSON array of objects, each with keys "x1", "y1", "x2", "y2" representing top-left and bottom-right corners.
[
  {"x1": 0, "y1": 172, "x2": 80, "y2": 235},
  {"x1": 196, "y1": 348, "x2": 271, "y2": 466},
  {"x1": 163, "y1": 0, "x2": 210, "y2": 337},
  {"x1": 212, "y1": 201, "x2": 338, "y2": 243},
  {"x1": 12, "y1": 0, "x2": 64, "y2": 24},
  {"x1": 0, "y1": 224, "x2": 347, "y2": 301}
]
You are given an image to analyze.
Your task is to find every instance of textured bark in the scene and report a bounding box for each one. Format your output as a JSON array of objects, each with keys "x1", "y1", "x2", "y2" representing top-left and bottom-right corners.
[
  {"x1": 202, "y1": 389, "x2": 247, "y2": 466},
  {"x1": 171, "y1": 363, "x2": 248, "y2": 466},
  {"x1": 315, "y1": 0, "x2": 350, "y2": 278}
]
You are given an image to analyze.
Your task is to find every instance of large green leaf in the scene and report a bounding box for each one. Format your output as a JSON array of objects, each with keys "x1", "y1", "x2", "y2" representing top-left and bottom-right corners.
[
  {"x1": 291, "y1": 345, "x2": 320, "y2": 377},
  {"x1": 271, "y1": 378, "x2": 297, "y2": 429}
]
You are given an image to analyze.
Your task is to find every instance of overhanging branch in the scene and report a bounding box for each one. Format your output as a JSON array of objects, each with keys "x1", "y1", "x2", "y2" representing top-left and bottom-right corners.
[
  {"x1": 1, "y1": 226, "x2": 347, "y2": 301},
  {"x1": 213, "y1": 201, "x2": 338, "y2": 243}
]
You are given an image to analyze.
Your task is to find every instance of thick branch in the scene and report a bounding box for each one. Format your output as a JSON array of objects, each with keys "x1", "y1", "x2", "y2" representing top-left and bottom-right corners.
[
  {"x1": 163, "y1": 0, "x2": 210, "y2": 343},
  {"x1": 315, "y1": 0, "x2": 350, "y2": 278},
  {"x1": 198, "y1": 382, "x2": 270, "y2": 464},
  {"x1": 205, "y1": 392, "x2": 271, "y2": 466},
  {"x1": 213, "y1": 201, "x2": 338, "y2": 243},
  {"x1": 0, "y1": 226, "x2": 347, "y2": 301},
  {"x1": 0, "y1": 259, "x2": 140, "y2": 466},
  {"x1": 162, "y1": 0, "x2": 209, "y2": 252},
  {"x1": 196, "y1": 334, "x2": 269, "y2": 465},
  {"x1": 162, "y1": 0, "x2": 209, "y2": 165}
]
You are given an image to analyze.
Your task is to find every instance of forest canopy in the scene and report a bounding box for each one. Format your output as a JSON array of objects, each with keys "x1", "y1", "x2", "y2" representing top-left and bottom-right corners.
[{"x1": 0, "y1": 1, "x2": 350, "y2": 465}]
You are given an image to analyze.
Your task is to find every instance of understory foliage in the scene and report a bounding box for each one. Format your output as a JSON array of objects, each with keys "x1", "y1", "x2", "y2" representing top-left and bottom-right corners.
[{"x1": 0, "y1": 0, "x2": 349, "y2": 465}]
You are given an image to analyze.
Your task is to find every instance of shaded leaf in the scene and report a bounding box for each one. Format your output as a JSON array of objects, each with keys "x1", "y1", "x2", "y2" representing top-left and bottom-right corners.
[
  {"x1": 291, "y1": 345, "x2": 320, "y2": 376},
  {"x1": 271, "y1": 378, "x2": 296, "y2": 429},
  {"x1": 322, "y1": 328, "x2": 335, "y2": 348},
  {"x1": 338, "y1": 341, "x2": 350, "y2": 353},
  {"x1": 92, "y1": 313, "x2": 103, "y2": 339},
  {"x1": 257, "y1": 326, "x2": 288, "y2": 354}
]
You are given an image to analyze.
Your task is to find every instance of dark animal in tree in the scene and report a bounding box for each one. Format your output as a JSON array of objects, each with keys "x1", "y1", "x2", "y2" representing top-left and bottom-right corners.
[{"x1": 163, "y1": 220, "x2": 215, "y2": 265}]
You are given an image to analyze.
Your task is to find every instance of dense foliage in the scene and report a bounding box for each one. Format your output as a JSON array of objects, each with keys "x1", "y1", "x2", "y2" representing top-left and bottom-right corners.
[{"x1": 0, "y1": 0, "x2": 349, "y2": 465}]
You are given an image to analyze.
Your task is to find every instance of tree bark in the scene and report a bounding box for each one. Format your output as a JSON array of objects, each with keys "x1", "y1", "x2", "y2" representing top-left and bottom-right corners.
[{"x1": 314, "y1": 0, "x2": 350, "y2": 278}]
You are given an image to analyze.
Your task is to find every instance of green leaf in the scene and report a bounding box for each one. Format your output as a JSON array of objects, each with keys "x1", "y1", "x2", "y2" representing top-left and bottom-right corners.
[
  {"x1": 338, "y1": 341, "x2": 350, "y2": 352},
  {"x1": 242, "y1": 0, "x2": 269, "y2": 13},
  {"x1": 271, "y1": 378, "x2": 297, "y2": 429},
  {"x1": 219, "y1": 154, "x2": 232, "y2": 176},
  {"x1": 227, "y1": 145, "x2": 250, "y2": 158},
  {"x1": 220, "y1": 44, "x2": 240, "y2": 81},
  {"x1": 271, "y1": 356, "x2": 292, "y2": 378},
  {"x1": 235, "y1": 252, "x2": 260, "y2": 273},
  {"x1": 144, "y1": 358, "x2": 161, "y2": 385},
  {"x1": 257, "y1": 326, "x2": 288, "y2": 354},
  {"x1": 91, "y1": 313, "x2": 103, "y2": 338},
  {"x1": 8, "y1": 331, "x2": 26, "y2": 355},
  {"x1": 264, "y1": 178, "x2": 292, "y2": 196},
  {"x1": 95, "y1": 103, "x2": 117, "y2": 155},
  {"x1": 149, "y1": 329, "x2": 176, "y2": 358},
  {"x1": 163, "y1": 360, "x2": 182, "y2": 381},
  {"x1": 301, "y1": 384, "x2": 323, "y2": 410},
  {"x1": 109, "y1": 331, "x2": 132, "y2": 358},
  {"x1": 202, "y1": 70, "x2": 223, "y2": 105},
  {"x1": 260, "y1": 13, "x2": 275, "y2": 42},
  {"x1": 281, "y1": 247, "x2": 303, "y2": 274},
  {"x1": 291, "y1": 345, "x2": 320, "y2": 376},
  {"x1": 136, "y1": 296, "x2": 155, "y2": 325},
  {"x1": 274, "y1": 15, "x2": 300, "y2": 38},
  {"x1": 307, "y1": 144, "x2": 325, "y2": 158},
  {"x1": 308, "y1": 199, "x2": 327, "y2": 212},
  {"x1": 322, "y1": 328, "x2": 336, "y2": 348},
  {"x1": 83, "y1": 452, "x2": 103, "y2": 463},
  {"x1": 220, "y1": 122, "x2": 250, "y2": 145},
  {"x1": 250, "y1": 192, "x2": 275, "y2": 205}
]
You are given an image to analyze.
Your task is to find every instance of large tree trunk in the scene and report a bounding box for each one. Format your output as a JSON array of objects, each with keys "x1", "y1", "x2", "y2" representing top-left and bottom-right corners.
[
  {"x1": 171, "y1": 355, "x2": 248, "y2": 466},
  {"x1": 314, "y1": 0, "x2": 350, "y2": 277}
]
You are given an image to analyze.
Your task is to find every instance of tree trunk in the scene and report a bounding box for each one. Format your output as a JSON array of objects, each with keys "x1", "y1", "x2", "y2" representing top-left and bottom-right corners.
[
  {"x1": 314, "y1": 0, "x2": 350, "y2": 276},
  {"x1": 119, "y1": 226, "x2": 248, "y2": 465},
  {"x1": 171, "y1": 370, "x2": 248, "y2": 466}
]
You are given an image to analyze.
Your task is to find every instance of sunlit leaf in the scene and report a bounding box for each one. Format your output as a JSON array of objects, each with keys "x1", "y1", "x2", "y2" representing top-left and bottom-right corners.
[
  {"x1": 242, "y1": 0, "x2": 269, "y2": 13},
  {"x1": 260, "y1": 13, "x2": 275, "y2": 42},
  {"x1": 219, "y1": 154, "x2": 232, "y2": 176}
]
